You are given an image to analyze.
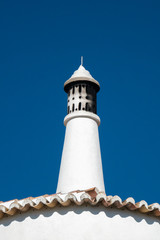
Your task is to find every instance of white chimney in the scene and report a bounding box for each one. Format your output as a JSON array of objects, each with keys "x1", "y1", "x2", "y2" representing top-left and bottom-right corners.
[{"x1": 56, "y1": 63, "x2": 105, "y2": 193}]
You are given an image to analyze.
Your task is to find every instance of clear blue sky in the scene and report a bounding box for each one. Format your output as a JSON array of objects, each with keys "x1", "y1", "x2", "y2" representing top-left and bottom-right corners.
[{"x1": 0, "y1": 0, "x2": 160, "y2": 204}]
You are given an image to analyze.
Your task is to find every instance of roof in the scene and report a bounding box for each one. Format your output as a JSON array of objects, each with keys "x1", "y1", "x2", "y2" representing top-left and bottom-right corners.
[
  {"x1": 71, "y1": 65, "x2": 93, "y2": 79},
  {"x1": 64, "y1": 65, "x2": 100, "y2": 92},
  {"x1": 0, "y1": 188, "x2": 159, "y2": 220}
]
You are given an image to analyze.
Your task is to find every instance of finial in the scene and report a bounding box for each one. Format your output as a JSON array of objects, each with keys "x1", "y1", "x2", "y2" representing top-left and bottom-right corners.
[{"x1": 81, "y1": 56, "x2": 83, "y2": 66}]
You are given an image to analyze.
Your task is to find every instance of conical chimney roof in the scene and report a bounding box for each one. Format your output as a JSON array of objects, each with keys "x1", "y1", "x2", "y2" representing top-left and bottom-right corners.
[{"x1": 64, "y1": 65, "x2": 100, "y2": 93}]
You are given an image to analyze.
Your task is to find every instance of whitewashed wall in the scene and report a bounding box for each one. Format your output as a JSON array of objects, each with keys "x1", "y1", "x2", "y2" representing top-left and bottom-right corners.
[{"x1": 0, "y1": 205, "x2": 159, "y2": 239}]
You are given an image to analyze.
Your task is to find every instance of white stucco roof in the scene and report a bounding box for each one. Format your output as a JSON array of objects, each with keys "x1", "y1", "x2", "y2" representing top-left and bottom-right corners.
[
  {"x1": 71, "y1": 65, "x2": 93, "y2": 79},
  {"x1": 64, "y1": 65, "x2": 100, "y2": 92},
  {"x1": 0, "y1": 188, "x2": 159, "y2": 220}
]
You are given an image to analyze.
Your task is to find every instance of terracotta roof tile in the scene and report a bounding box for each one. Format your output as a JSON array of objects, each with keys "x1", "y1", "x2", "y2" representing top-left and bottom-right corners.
[{"x1": 0, "y1": 188, "x2": 159, "y2": 220}]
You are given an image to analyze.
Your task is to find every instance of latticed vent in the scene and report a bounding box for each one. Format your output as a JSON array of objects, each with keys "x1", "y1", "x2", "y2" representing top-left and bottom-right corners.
[{"x1": 67, "y1": 83, "x2": 97, "y2": 114}]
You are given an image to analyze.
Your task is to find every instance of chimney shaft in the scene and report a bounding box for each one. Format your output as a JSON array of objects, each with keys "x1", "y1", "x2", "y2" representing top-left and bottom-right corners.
[{"x1": 56, "y1": 65, "x2": 105, "y2": 193}]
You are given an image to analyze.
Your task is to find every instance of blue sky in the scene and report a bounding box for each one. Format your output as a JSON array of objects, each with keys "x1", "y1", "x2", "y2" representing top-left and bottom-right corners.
[{"x1": 0, "y1": 0, "x2": 160, "y2": 204}]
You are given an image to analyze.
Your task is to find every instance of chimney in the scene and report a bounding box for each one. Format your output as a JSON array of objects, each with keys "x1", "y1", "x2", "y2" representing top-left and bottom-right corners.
[{"x1": 56, "y1": 62, "x2": 105, "y2": 193}]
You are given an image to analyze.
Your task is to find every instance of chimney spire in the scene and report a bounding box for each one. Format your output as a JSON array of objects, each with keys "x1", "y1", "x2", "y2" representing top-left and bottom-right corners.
[
  {"x1": 56, "y1": 63, "x2": 105, "y2": 193},
  {"x1": 81, "y1": 56, "x2": 83, "y2": 66}
]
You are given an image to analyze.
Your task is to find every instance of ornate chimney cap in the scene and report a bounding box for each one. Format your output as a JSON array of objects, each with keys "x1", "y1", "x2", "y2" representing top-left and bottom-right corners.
[{"x1": 64, "y1": 65, "x2": 100, "y2": 93}]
